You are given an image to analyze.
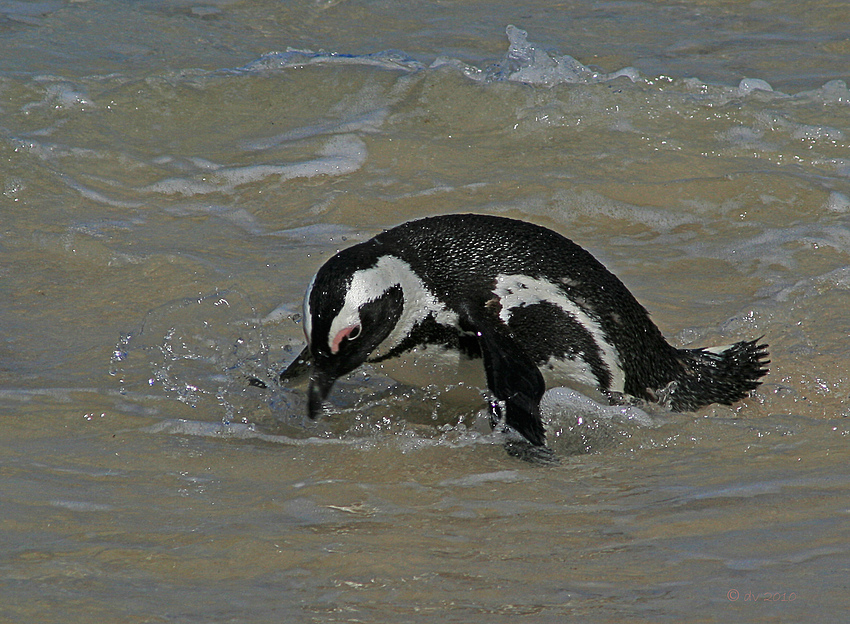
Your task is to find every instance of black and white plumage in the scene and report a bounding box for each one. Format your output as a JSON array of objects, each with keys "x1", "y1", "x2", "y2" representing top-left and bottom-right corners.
[{"x1": 285, "y1": 213, "x2": 769, "y2": 452}]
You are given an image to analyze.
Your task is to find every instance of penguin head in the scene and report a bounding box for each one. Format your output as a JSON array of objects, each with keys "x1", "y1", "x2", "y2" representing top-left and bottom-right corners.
[{"x1": 303, "y1": 244, "x2": 405, "y2": 417}]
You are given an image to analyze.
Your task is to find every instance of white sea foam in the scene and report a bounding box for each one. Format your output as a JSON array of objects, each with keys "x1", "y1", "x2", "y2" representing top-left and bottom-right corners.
[
  {"x1": 22, "y1": 77, "x2": 94, "y2": 111},
  {"x1": 827, "y1": 191, "x2": 850, "y2": 213},
  {"x1": 773, "y1": 266, "x2": 850, "y2": 302},
  {"x1": 694, "y1": 221, "x2": 850, "y2": 281},
  {"x1": 142, "y1": 417, "x2": 506, "y2": 454},
  {"x1": 796, "y1": 79, "x2": 850, "y2": 104},
  {"x1": 438, "y1": 470, "x2": 526, "y2": 487},
  {"x1": 548, "y1": 189, "x2": 699, "y2": 231},
  {"x1": 50, "y1": 500, "x2": 113, "y2": 512},
  {"x1": 237, "y1": 48, "x2": 425, "y2": 74},
  {"x1": 143, "y1": 419, "x2": 347, "y2": 445},
  {"x1": 243, "y1": 109, "x2": 388, "y2": 150},
  {"x1": 145, "y1": 134, "x2": 367, "y2": 196},
  {"x1": 161, "y1": 203, "x2": 265, "y2": 234},
  {"x1": 492, "y1": 25, "x2": 640, "y2": 86},
  {"x1": 56, "y1": 173, "x2": 145, "y2": 209},
  {"x1": 541, "y1": 387, "x2": 654, "y2": 427},
  {"x1": 430, "y1": 25, "x2": 640, "y2": 87},
  {"x1": 737, "y1": 78, "x2": 775, "y2": 95}
]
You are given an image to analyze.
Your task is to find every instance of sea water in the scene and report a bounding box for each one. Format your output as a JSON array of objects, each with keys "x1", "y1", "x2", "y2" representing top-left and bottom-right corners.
[{"x1": 1, "y1": 1, "x2": 848, "y2": 621}]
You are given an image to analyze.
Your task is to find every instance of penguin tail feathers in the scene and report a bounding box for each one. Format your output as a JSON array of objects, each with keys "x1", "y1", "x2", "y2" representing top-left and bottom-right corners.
[{"x1": 661, "y1": 338, "x2": 770, "y2": 412}]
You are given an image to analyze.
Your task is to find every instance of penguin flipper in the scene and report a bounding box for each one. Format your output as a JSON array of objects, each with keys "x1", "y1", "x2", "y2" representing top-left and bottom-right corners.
[{"x1": 463, "y1": 307, "x2": 547, "y2": 446}]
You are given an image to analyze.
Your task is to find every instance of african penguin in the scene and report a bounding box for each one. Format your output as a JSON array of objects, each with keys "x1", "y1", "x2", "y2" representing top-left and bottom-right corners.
[{"x1": 283, "y1": 213, "x2": 769, "y2": 455}]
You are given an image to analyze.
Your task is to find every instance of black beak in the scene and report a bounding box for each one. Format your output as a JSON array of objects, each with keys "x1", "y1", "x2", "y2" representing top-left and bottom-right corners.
[{"x1": 307, "y1": 369, "x2": 337, "y2": 420}]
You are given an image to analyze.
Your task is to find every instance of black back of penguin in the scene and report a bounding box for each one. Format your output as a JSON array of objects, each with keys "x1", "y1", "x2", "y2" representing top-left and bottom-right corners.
[{"x1": 367, "y1": 213, "x2": 682, "y2": 399}]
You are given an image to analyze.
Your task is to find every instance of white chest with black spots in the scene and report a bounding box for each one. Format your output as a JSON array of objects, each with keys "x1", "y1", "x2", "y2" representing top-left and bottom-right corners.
[{"x1": 493, "y1": 273, "x2": 626, "y2": 393}]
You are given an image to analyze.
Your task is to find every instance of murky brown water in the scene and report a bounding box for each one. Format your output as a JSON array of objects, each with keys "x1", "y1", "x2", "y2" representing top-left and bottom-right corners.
[{"x1": 2, "y1": 1, "x2": 848, "y2": 622}]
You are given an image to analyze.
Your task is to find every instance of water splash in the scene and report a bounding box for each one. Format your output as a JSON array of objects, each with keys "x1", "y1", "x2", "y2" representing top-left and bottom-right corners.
[{"x1": 109, "y1": 288, "x2": 289, "y2": 425}]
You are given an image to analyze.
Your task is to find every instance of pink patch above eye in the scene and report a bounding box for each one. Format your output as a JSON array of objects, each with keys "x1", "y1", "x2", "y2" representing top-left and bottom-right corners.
[{"x1": 331, "y1": 324, "x2": 360, "y2": 354}]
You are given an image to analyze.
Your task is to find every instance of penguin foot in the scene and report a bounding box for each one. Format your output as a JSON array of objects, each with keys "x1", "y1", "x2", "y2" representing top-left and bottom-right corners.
[
  {"x1": 499, "y1": 422, "x2": 560, "y2": 464},
  {"x1": 503, "y1": 439, "x2": 561, "y2": 465}
]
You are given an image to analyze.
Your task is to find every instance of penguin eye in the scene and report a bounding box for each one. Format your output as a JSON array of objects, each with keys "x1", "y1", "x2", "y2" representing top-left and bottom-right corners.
[{"x1": 347, "y1": 324, "x2": 361, "y2": 340}]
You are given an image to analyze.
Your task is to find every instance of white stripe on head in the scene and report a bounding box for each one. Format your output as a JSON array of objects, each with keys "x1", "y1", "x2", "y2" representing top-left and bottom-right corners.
[
  {"x1": 328, "y1": 255, "x2": 458, "y2": 357},
  {"x1": 493, "y1": 274, "x2": 625, "y2": 393}
]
